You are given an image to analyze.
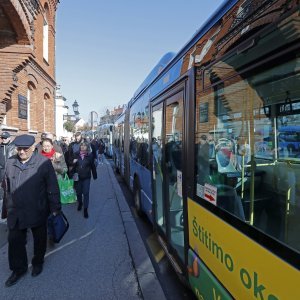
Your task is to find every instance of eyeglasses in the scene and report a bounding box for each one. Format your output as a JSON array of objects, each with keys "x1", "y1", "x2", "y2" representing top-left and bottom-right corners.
[{"x1": 16, "y1": 147, "x2": 32, "y2": 152}]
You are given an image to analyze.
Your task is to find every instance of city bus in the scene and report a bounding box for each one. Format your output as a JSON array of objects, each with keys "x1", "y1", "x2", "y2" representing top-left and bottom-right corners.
[{"x1": 113, "y1": 1, "x2": 300, "y2": 298}]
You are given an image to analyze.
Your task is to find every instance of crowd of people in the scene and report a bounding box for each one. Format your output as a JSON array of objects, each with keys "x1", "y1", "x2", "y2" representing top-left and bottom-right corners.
[{"x1": 0, "y1": 131, "x2": 105, "y2": 287}]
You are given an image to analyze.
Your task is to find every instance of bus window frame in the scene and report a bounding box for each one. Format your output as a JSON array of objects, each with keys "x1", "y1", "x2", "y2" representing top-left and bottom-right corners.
[
  {"x1": 150, "y1": 75, "x2": 191, "y2": 270},
  {"x1": 193, "y1": 46, "x2": 300, "y2": 270}
]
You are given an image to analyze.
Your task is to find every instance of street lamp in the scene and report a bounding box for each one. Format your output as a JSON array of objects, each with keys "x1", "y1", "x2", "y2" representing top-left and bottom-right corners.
[{"x1": 72, "y1": 100, "x2": 79, "y2": 119}]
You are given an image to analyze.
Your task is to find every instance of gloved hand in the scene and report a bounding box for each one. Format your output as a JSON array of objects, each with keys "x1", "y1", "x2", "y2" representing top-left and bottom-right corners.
[{"x1": 52, "y1": 210, "x2": 61, "y2": 216}]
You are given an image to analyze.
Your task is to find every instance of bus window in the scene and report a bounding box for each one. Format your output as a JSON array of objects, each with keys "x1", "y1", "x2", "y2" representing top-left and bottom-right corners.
[
  {"x1": 129, "y1": 96, "x2": 150, "y2": 168},
  {"x1": 277, "y1": 125, "x2": 300, "y2": 159},
  {"x1": 196, "y1": 55, "x2": 300, "y2": 252}
]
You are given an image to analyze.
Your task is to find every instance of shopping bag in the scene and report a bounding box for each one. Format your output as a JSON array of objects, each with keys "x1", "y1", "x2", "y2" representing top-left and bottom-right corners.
[
  {"x1": 58, "y1": 174, "x2": 76, "y2": 204},
  {"x1": 47, "y1": 212, "x2": 69, "y2": 243}
]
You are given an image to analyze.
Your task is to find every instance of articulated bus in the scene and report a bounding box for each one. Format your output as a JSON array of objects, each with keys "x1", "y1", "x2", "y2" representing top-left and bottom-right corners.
[{"x1": 113, "y1": 1, "x2": 300, "y2": 298}]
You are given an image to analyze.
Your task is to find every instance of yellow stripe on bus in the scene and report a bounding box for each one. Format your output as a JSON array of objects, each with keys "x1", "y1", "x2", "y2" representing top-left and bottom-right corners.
[{"x1": 188, "y1": 198, "x2": 300, "y2": 300}]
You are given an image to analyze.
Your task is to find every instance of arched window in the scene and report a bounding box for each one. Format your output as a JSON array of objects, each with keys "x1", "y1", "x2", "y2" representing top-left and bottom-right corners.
[
  {"x1": 44, "y1": 93, "x2": 50, "y2": 132},
  {"x1": 43, "y1": 3, "x2": 50, "y2": 62},
  {"x1": 27, "y1": 82, "x2": 36, "y2": 130}
]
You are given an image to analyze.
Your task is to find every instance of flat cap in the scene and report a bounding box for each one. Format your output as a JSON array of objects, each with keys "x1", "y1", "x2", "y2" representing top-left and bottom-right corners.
[
  {"x1": 14, "y1": 134, "x2": 35, "y2": 147},
  {"x1": 75, "y1": 131, "x2": 81, "y2": 136},
  {"x1": 1, "y1": 131, "x2": 11, "y2": 139}
]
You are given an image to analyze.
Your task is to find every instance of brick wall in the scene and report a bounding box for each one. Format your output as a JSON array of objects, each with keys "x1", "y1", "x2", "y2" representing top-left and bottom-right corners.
[{"x1": 0, "y1": 0, "x2": 58, "y2": 137}]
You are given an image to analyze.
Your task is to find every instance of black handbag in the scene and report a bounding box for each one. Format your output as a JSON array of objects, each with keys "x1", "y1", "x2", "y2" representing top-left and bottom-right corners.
[{"x1": 47, "y1": 212, "x2": 69, "y2": 243}]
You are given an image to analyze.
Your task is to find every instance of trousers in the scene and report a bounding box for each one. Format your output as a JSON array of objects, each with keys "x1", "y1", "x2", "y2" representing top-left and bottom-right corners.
[
  {"x1": 8, "y1": 223, "x2": 47, "y2": 272},
  {"x1": 74, "y1": 178, "x2": 91, "y2": 209}
]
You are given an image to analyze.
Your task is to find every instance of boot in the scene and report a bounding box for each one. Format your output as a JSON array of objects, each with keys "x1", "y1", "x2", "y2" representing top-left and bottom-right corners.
[
  {"x1": 77, "y1": 202, "x2": 82, "y2": 211},
  {"x1": 84, "y1": 208, "x2": 88, "y2": 218}
]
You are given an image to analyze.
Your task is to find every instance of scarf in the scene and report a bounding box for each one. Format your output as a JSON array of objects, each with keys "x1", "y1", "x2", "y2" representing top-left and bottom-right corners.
[
  {"x1": 80, "y1": 151, "x2": 87, "y2": 160},
  {"x1": 41, "y1": 148, "x2": 56, "y2": 159}
]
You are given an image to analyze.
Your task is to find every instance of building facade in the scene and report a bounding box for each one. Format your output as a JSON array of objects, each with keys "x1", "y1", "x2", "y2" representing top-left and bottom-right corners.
[
  {"x1": 0, "y1": 0, "x2": 59, "y2": 138},
  {"x1": 99, "y1": 105, "x2": 125, "y2": 125},
  {"x1": 55, "y1": 85, "x2": 71, "y2": 139}
]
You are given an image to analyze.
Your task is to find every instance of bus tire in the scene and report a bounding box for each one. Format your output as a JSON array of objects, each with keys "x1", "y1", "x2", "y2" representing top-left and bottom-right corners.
[{"x1": 133, "y1": 180, "x2": 142, "y2": 216}]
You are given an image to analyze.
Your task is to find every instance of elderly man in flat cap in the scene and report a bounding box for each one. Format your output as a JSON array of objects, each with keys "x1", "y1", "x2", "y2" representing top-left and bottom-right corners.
[{"x1": 1, "y1": 134, "x2": 61, "y2": 287}]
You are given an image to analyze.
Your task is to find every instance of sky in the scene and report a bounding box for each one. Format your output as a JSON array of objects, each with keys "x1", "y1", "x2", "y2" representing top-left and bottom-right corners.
[{"x1": 56, "y1": 0, "x2": 224, "y2": 123}]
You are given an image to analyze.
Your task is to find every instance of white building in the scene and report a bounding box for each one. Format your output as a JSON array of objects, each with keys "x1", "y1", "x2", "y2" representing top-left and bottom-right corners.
[
  {"x1": 55, "y1": 86, "x2": 71, "y2": 139},
  {"x1": 74, "y1": 118, "x2": 86, "y2": 131}
]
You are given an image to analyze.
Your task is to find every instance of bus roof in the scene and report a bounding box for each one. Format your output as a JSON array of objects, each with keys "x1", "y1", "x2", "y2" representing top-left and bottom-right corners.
[
  {"x1": 130, "y1": 0, "x2": 237, "y2": 104},
  {"x1": 133, "y1": 52, "x2": 176, "y2": 98}
]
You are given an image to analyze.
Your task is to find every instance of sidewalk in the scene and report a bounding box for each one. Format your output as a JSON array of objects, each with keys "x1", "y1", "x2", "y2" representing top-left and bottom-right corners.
[{"x1": 0, "y1": 160, "x2": 166, "y2": 300}]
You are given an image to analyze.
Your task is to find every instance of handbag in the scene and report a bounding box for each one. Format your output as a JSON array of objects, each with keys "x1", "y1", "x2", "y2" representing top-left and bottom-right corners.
[
  {"x1": 72, "y1": 172, "x2": 79, "y2": 181},
  {"x1": 58, "y1": 174, "x2": 76, "y2": 204},
  {"x1": 47, "y1": 212, "x2": 69, "y2": 243}
]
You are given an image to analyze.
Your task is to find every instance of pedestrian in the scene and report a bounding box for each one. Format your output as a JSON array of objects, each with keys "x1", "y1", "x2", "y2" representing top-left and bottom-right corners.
[
  {"x1": 36, "y1": 132, "x2": 63, "y2": 154},
  {"x1": 40, "y1": 138, "x2": 67, "y2": 179},
  {"x1": 91, "y1": 138, "x2": 99, "y2": 166},
  {"x1": 67, "y1": 131, "x2": 85, "y2": 176},
  {"x1": 73, "y1": 142, "x2": 97, "y2": 218},
  {"x1": 98, "y1": 138, "x2": 105, "y2": 164},
  {"x1": 60, "y1": 136, "x2": 69, "y2": 156},
  {"x1": 0, "y1": 132, "x2": 16, "y2": 173},
  {"x1": 35, "y1": 132, "x2": 47, "y2": 153},
  {"x1": 0, "y1": 132, "x2": 16, "y2": 217},
  {"x1": 1, "y1": 134, "x2": 61, "y2": 287}
]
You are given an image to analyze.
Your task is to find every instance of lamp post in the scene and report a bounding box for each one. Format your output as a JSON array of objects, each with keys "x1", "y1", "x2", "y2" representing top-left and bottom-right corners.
[{"x1": 72, "y1": 100, "x2": 79, "y2": 120}]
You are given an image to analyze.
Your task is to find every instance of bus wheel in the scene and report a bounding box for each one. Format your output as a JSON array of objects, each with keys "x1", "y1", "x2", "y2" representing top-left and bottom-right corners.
[{"x1": 134, "y1": 181, "x2": 142, "y2": 216}]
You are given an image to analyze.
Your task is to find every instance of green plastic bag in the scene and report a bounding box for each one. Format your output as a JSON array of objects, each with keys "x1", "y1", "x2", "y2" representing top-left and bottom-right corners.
[{"x1": 58, "y1": 174, "x2": 76, "y2": 204}]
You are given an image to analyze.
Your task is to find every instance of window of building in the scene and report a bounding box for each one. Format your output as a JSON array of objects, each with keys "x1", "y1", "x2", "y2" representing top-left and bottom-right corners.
[
  {"x1": 44, "y1": 93, "x2": 50, "y2": 131},
  {"x1": 43, "y1": 18, "x2": 48, "y2": 62},
  {"x1": 43, "y1": 4, "x2": 50, "y2": 62}
]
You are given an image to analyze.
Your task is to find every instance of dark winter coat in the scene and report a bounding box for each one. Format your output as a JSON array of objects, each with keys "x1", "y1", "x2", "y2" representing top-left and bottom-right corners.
[
  {"x1": 2, "y1": 152, "x2": 61, "y2": 229},
  {"x1": 98, "y1": 142, "x2": 105, "y2": 155},
  {"x1": 0, "y1": 142, "x2": 16, "y2": 182},
  {"x1": 74, "y1": 153, "x2": 97, "y2": 180}
]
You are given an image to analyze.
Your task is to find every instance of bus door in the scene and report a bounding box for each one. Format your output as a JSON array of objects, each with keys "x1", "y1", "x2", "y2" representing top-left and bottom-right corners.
[{"x1": 152, "y1": 91, "x2": 185, "y2": 263}]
